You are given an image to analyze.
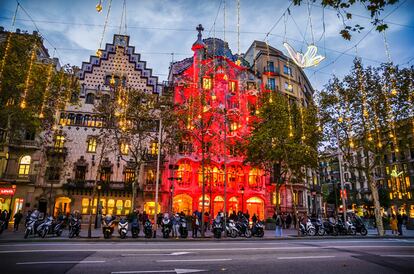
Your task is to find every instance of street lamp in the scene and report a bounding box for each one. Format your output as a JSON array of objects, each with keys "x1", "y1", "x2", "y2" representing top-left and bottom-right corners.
[
  {"x1": 94, "y1": 183, "x2": 102, "y2": 229},
  {"x1": 9, "y1": 184, "x2": 16, "y2": 215},
  {"x1": 241, "y1": 186, "x2": 245, "y2": 213}
]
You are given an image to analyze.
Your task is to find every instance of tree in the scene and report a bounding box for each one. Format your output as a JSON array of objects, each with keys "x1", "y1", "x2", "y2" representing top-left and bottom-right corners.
[
  {"x1": 293, "y1": 0, "x2": 399, "y2": 40},
  {"x1": 319, "y1": 58, "x2": 412, "y2": 235},
  {"x1": 244, "y1": 91, "x2": 320, "y2": 230}
]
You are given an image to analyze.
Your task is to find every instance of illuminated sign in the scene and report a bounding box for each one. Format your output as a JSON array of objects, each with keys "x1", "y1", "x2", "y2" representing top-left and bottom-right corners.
[{"x1": 0, "y1": 188, "x2": 16, "y2": 195}]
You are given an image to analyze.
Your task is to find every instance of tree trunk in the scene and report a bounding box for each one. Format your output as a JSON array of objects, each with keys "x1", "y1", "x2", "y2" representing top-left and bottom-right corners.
[
  {"x1": 289, "y1": 183, "x2": 299, "y2": 236},
  {"x1": 369, "y1": 178, "x2": 385, "y2": 236}
]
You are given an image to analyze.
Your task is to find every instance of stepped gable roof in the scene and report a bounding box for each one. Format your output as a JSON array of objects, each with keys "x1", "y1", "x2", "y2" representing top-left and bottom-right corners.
[{"x1": 77, "y1": 34, "x2": 161, "y2": 93}]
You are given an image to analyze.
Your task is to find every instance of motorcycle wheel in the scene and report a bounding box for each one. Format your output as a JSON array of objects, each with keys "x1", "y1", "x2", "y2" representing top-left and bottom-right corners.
[
  {"x1": 41, "y1": 229, "x2": 47, "y2": 238},
  {"x1": 332, "y1": 228, "x2": 338, "y2": 236},
  {"x1": 257, "y1": 230, "x2": 264, "y2": 238},
  {"x1": 350, "y1": 228, "x2": 357, "y2": 236},
  {"x1": 69, "y1": 230, "x2": 75, "y2": 238},
  {"x1": 245, "y1": 229, "x2": 252, "y2": 238},
  {"x1": 308, "y1": 228, "x2": 316, "y2": 236},
  {"x1": 120, "y1": 233, "x2": 126, "y2": 239},
  {"x1": 104, "y1": 231, "x2": 110, "y2": 239},
  {"x1": 24, "y1": 229, "x2": 30, "y2": 239},
  {"x1": 317, "y1": 228, "x2": 325, "y2": 236},
  {"x1": 230, "y1": 230, "x2": 238, "y2": 238},
  {"x1": 360, "y1": 227, "x2": 368, "y2": 236},
  {"x1": 56, "y1": 230, "x2": 62, "y2": 237}
]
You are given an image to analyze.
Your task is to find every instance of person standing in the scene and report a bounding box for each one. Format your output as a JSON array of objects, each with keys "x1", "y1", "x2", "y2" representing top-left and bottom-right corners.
[
  {"x1": 286, "y1": 213, "x2": 292, "y2": 229},
  {"x1": 13, "y1": 210, "x2": 23, "y2": 232},
  {"x1": 0, "y1": 210, "x2": 8, "y2": 230},
  {"x1": 396, "y1": 212, "x2": 403, "y2": 236},
  {"x1": 273, "y1": 211, "x2": 282, "y2": 237},
  {"x1": 390, "y1": 214, "x2": 398, "y2": 235},
  {"x1": 252, "y1": 213, "x2": 258, "y2": 224},
  {"x1": 192, "y1": 213, "x2": 199, "y2": 238}
]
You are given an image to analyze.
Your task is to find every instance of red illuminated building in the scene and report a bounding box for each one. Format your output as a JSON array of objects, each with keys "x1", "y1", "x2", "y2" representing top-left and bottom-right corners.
[{"x1": 165, "y1": 25, "x2": 272, "y2": 219}]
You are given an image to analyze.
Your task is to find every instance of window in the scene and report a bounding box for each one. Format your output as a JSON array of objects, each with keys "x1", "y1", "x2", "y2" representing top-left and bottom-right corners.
[
  {"x1": 283, "y1": 65, "x2": 292, "y2": 75},
  {"x1": 267, "y1": 61, "x2": 275, "y2": 72},
  {"x1": 124, "y1": 168, "x2": 135, "y2": 183},
  {"x1": 100, "y1": 167, "x2": 112, "y2": 183},
  {"x1": 247, "y1": 81, "x2": 256, "y2": 90},
  {"x1": 75, "y1": 114, "x2": 83, "y2": 125},
  {"x1": 177, "y1": 163, "x2": 192, "y2": 187},
  {"x1": 107, "y1": 199, "x2": 115, "y2": 215},
  {"x1": 46, "y1": 166, "x2": 60, "y2": 181},
  {"x1": 284, "y1": 82, "x2": 293, "y2": 91},
  {"x1": 146, "y1": 169, "x2": 155, "y2": 185},
  {"x1": 25, "y1": 130, "x2": 35, "y2": 140},
  {"x1": 81, "y1": 198, "x2": 90, "y2": 214},
  {"x1": 267, "y1": 78, "x2": 276, "y2": 90},
  {"x1": 248, "y1": 168, "x2": 262, "y2": 188},
  {"x1": 75, "y1": 165, "x2": 86, "y2": 180},
  {"x1": 54, "y1": 135, "x2": 65, "y2": 149},
  {"x1": 18, "y1": 155, "x2": 31, "y2": 176},
  {"x1": 87, "y1": 137, "x2": 97, "y2": 153},
  {"x1": 228, "y1": 81, "x2": 237, "y2": 93},
  {"x1": 150, "y1": 142, "x2": 158, "y2": 155},
  {"x1": 116, "y1": 200, "x2": 123, "y2": 215},
  {"x1": 120, "y1": 143, "x2": 129, "y2": 155},
  {"x1": 203, "y1": 77, "x2": 212, "y2": 90},
  {"x1": 85, "y1": 93, "x2": 95, "y2": 104},
  {"x1": 230, "y1": 122, "x2": 240, "y2": 132}
]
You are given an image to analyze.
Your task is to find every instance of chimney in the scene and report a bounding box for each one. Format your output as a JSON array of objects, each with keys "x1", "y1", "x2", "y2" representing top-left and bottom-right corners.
[
  {"x1": 16, "y1": 28, "x2": 21, "y2": 34},
  {"x1": 33, "y1": 30, "x2": 38, "y2": 36}
]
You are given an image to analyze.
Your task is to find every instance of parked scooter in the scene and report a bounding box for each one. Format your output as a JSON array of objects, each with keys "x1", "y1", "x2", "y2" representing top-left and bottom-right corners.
[
  {"x1": 24, "y1": 211, "x2": 42, "y2": 239},
  {"x1": 68, "y1": 215, "x2": 81, "y2": 238},
  {"x1": 352, "y1": 215, "x2": 368, "y2": 236},
  {"x1": 144, "y1": 219, "x2": 153, "y2": 238},
  {"x1": 102, "y1": 215, "x2": 115, "y2": 239},
  {"x1": 251, "y1": 221, "x2": 265, "y2": 237},
  {"x1": 37, "y1": 216, "x2": 54, "y2": 238},
  {"x1": 236, "y1": 216, "x2": 252, "y2": 238},
  {"x1": 212, "y1": 216, "x2": 223, "y2": 239},
  {"x1": 226, "y1": 220, "x2": 239, "y2": 238},
  {"x1": 131, "y1": 218, "x2": 140, "y2": 238},
  {"x1": 118, "y1": 217, "x2": 128, "y2": 239},
  {"x1": 323, "y1": 219, "x2": 338, "y2": 236},
  {"x1": 310, "y1": 218, "x2": 325, "y2": 236},
  {"x1": 161, "y1": 215, "x2": 172, "y2": 238},
  {"x1": 300, "y1": 219, "x2": 316, "y2": 236},
  {"x1": 179, "y1": 216, "x2": 188, "y2": 238}
]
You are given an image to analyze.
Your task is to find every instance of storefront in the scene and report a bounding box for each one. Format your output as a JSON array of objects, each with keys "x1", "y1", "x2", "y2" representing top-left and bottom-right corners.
[{"x1": 0, "y1": 186, "x2": 17, "y2": 214}]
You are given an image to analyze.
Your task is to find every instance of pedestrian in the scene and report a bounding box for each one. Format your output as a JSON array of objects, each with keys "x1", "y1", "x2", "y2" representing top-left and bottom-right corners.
[
  {"x1": 245, "y1": 211, "x2": 250, "y2": 222},
  {"x1": 173, "y1": 213, "x2": 180, "y2": 239},
  {"x1": 273, "y1": 210, "x2": 282, "y2": 237},
  {"x1": 390, "y1": 214, "x2": 398, "y2": 235},
  {"x1": 13, "y1": 210, "x2": 23, "y2": 232},
  {"x1": 396, "y1": 212, "x2": 403, "y2": 236},
  {"x1": 203, "y1": 212, "x2": 209, "y2": 232},
  {"x1": 252, "y1": 213, "x2": 258, "y2": 224},
  {"x1": 286, "y1": 213, "x2": 292, "y2": 229},
  {"x1": 192, "y1": 213, "x2": 199, "y2": 238},
  {"x1": 0, "y1": 210, "x2": 8, "y2": 230},
  {"x1": 141, "y1": 211, "x2": 148, "y2": 226}
]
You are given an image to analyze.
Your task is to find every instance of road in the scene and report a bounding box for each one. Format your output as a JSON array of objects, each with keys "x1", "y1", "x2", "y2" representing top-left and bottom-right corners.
[{"x1": 0, "y1": 239, "x2": 413, "y2": 274}]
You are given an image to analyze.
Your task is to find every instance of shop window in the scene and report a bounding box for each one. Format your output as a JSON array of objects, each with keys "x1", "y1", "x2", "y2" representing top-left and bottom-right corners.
[
  {"x1": 228, "y1": 81, "x2": 237, "y2": 94},
  {"x1": 107, "y1": 199, "x2": 115, "y2": 215},
  {"x1": 87, "y1": 137, "x2": 97, "y2": 153},
  {"x1": 146, "y1": 169, "x2": 155, "y2": 185},
  {"x1": 18, "y1": 155, "x2": 31, "y2": 176},
  {"x1": 99, "y1": 199, "x2": 107, "y2": 215},
  {"x1": 150, "y1": 142, "x2": 158, "y2": 155},
  {"x1": 81, "y1": 198, "x2": 90, "y2": 214},
  {"x1": 116, "y1": 200, "x2": 123, "y2": 215},
  {"x1": 124, "y1": 200, "x2": 131, "y2": 215},
  {"x1": 85, "y1": 93, "x2": 95, "y2": 104},
  {"x1": 124, "y1": 168, "x2": 135, "y2": 183},
  {"x1": 203, "y1": 77, "x2": 212, "y2": 90},
  {"x1": 54, "y1": 135, "x2": 65, "y2": 149},
  {"x1": 120, "y1": 143, "x2": 129, "y2": 155}
]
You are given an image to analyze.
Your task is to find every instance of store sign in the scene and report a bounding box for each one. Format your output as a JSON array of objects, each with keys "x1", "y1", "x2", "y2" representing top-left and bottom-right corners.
[{"x1": 0, "y1": 188, "x2": 16, "y2": 195}]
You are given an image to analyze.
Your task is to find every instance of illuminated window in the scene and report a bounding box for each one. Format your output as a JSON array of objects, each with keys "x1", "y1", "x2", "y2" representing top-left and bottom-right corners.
[
  {"x1": 177, "y1": 163, "x2": 192, "y2": 187},
  {"x1": 124, "y1": 200, "x2": 131, "y2": 215},
  {"x1": 87, "y1": 137, "x2": 97, "y2": 153},
  {"x1": 228, "y1": 81, "x2": 237, "y2": 93},
  {"x1": 146, "y1": 169, "x2": 155, "y2": 185},
  {"x1": 116, "y1": 200, "x2": 123, "y2": 215},
  {"x1": 18, "y1": 155, "x2": 31, "y2": 176},
  {"x1": 203, "y1": 77, "x2": 212, "y2": 90},
  {"x1": 81, "y1": 198, "x2": 90, "y2": 214},
  {"x1": 107, "y1": 199, "x2": 115, "y2": 215},
  {"x1": 120, "y1": 143, "x2": 129, "y2": 155},
  {"x1": 124, "y1": 168, "x2": 135, "y2": 183},
  {"x1": 230, "y1": 122, "x2": 240, "y2": 132},
  {"x1": 150, "y1": 142, "x2": 158, "y2": 155},
  {"x1": 248, "y1": 168, "x2": 262, "y2": 188},
  {"x1": 54, "y1": 135, "x2": 65, "y2": 148}
]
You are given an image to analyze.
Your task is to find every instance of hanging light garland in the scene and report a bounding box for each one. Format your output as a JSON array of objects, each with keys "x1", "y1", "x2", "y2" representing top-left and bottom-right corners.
[
  {"x1": 96, "y1": 0, "x2": 103, "y2": 13},
  {"x1": 39, "y1": 63, "x2": 54, "y2": 118},
  {"x1": 0, "y1": 33, "x2": 12, "y2": 95},
  {"x1": 20, "y1": 46, "x2": 37, "y2": 109},
  {"x1": 355, "y1": 58, "x2": 373, "y2": 142},
  {"x1": 96, "y1": 0, "x2": 112, "y2": 57}
]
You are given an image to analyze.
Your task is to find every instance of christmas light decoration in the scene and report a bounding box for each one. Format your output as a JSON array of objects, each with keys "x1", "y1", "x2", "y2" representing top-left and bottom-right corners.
[
  {"x1": 20, "y1": 46, "x2": 37, "y2": 109},
  {"x1": 96, "y1": 0, "x2": 103, "y2": 12},
  {"x1": 39, "y1": 63, "x2": 54, "y2": 119},
  {"x1": 0, "y1": 33, "x2": 12, "y2": 94},
  {"x1": 283, "y1": 42, "x2": 325, "y2": 69}
]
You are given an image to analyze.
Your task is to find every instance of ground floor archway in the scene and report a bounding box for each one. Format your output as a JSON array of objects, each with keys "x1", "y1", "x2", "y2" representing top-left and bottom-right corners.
[
  {"x1": 173, "y1": 194, "x2": 192, "y2": 215},
  {"x1": 198, "y1": 195, "x2": 210, "y2": 213},
  {"x1": 54, "y1": 197, "x2": 71, "y2": 216},
  {"x1": 144, "y1": 202, "x2": 161, "y2": 215},
  {"x1": 228, "y1": 196, "x2": 239, "y2": 214},
  {"x1": 246, "y1": 196, "x2": 264, "y2": 220},
  {"x1": 213, "y1": 196, "x2": 224, "y2": 217}
]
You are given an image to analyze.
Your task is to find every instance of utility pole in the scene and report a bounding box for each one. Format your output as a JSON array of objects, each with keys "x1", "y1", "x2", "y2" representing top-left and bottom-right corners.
[
  {"x1": 336, "y1": 130, "x2": 347, "y2": 222},
  {"x1": 154, "y1": 87, "x2": 163, "y2": 237}
]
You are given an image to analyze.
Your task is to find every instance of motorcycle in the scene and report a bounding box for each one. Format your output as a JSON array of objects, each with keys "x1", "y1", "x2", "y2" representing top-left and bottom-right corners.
[
  {"x1": 299, "y1": 219, "x2": 316, "y2": 236},
  {"x1": 118, "y1": 218, "x2": 128, "y2": 239},
  {"x1": 179, "y1": 216, "x2": 188, "y2": 238},
  {"x1": 131, "y1": 218, "x2": 140, "y2": 238},
  {"x1": 37, "y1": 216, "x2": 54, "y2": 238},
  {"x1": 323, "y1": 220, "x2": 338, "y2": 236},
  {"x1": 336, "y1": 219, "x2": 356, "y2": 235},
  {"x1": 144, "y1": 219, "x2": 153, "y2": 238},
  {"x1": 24, "y1": 212, "x2": 43, "y2": 239},
  {"x1": 251, "y1": 221, "x2": 265, "y2": 237},
  {"x1": 0, "y1": 220, "x2": 4, "y2": 234},
  {"x1": 352, "y1": 216, "x2": 368, "y2": 236},
  {"x1": 161, "y1": 216, "x2": 172, "y2": 238},
  {"x1": 68, "y1": 215, "x2": 81, "y2": 238},
  {"x1": 236, "y1": 217, "x2": 252, "y2": 238},
  {"x1": 226, "y1": 220, "x2": 239, "y2": 238},
  {"x1": 310, "y1": 218, "x2": 325, "y2": 236},
  {"x1": 102, "y1": 215, "x2": 115, "y2": 239},
  {"x1": 212, "y1": 217, "x2": 223, "y2": 239}
]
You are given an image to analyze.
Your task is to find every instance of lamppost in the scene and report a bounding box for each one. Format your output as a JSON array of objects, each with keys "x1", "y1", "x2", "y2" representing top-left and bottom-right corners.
[
  {"x1": 94, "y1": 183, "x2": 102, "y2": 229},
  {"x1": 241, "y1": 186, "x2": 245, "y2": 213},
  {"x1": 9, "y1": 184, "x2": 16, "y2": 215}
]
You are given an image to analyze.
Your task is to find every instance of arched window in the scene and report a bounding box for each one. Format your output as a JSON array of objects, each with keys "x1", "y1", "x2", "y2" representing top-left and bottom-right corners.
[
  {"x1": 85, "y1": 93, "x2": 95, "y2": 104},
  {"x1": 177, "y1": 162, "x2": 192, "y2": 187},
  {"x1": 18, "y1": 155, "x2": 31, "y2": 176},
  {"x1": 248, "y1": 168, "x2": 262, "y2": 188}
]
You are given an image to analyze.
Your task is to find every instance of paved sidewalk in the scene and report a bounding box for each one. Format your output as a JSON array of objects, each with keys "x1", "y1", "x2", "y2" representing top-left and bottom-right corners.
[{"x1": 1, "y1": 225, "x2": 413, "y2": 241}]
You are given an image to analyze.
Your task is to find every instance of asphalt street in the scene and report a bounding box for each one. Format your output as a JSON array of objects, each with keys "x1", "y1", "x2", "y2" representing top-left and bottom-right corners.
[{"x1": 0, "y1": 238, "x2": 413, "y2": 274}]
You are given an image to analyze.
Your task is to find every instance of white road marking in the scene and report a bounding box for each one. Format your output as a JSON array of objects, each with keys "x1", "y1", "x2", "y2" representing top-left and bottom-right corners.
[
  {"x1": 1, "y1": 245, "x2": 412, "y2": 254},
  {"x1": 277, "y1": 256, "x2": 335, "y2": 260},
  {"x1": 381, "y1": 255, "x2": 414, "y2": 258},
  {"x1": 157, "y1": 259, "x2": 232, "y2": 263},
  {"x1": 111, "y1": 269, "x2": 206, "y2": 274},
  {"x1": 122, "y1": 252, "x2": 194, "y2": 256},
  {"x1": 16, "y1": 260, "x2": 105, "y2": 265}
]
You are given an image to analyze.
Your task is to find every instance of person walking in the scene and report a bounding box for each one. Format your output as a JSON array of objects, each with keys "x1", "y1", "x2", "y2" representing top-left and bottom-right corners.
[
  {"x1": 396, "y1": 212, "x2": 403, "y2": 236},
  {"x1": 0, "y1": 210, "x2": 8, "y2": 231},
  {"x1": 273, "y1": 211, "x2": 282, "y2": 237},
  {"x1": 13, "y1": 210, "x2": 23, "y2": 232},
  {"x1": 286, "y1": 213, "x2": 292, "y2": 229},
  {"x1": 192, "y1": 213, "x2": 199, "y2": 238},
  {"x1": 390, "y1": 214, "x2": 398, "y2": 235},
  {"x1": 173, "y1": 213, "x2": 180, "y2": 239}
]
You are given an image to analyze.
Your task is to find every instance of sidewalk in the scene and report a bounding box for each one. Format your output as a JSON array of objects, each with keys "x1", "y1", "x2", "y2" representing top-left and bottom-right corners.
[{"x1": 1, "y1": 225, "x2": 413, "y2": 241}]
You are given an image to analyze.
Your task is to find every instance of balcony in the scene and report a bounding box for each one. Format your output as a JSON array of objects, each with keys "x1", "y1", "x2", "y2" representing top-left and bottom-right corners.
[
  {"x1": 9, "y1": 139, "x2": 39, "y2": 149},
  {"x1": 1, "y1": 173, "x2": 37, "y2": 183},
  {"x1": 143, "y1": 153, "x2": 165, "y2": 162},
  {"x1": 64, "y1": 179, "x2": 132, "y2": 191},
  {"x1": 46, "y1": 146, "x2": 68, "y2": 158},
  {"x1": 263, "y1": 67, "x2": 280, "y2": 76}
]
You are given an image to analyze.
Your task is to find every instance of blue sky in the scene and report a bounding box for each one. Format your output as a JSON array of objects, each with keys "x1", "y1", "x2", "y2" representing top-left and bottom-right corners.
[{"x1": 0, "y1": 0, "x2": 413, "y2": 91}]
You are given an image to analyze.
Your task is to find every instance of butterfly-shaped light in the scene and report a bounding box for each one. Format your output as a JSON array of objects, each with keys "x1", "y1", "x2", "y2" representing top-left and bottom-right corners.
[
  {"x1": 390, "y1": 168, "x2": 403, "y2": 178},
  {"x1": 283, "y1": 42, "x2": 325, "y2": 69}
]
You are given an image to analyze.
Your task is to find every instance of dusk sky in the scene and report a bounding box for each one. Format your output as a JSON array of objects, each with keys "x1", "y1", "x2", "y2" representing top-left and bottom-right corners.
[{"x1": 0, "y1": 0, "x2": 413, "y2": 91}]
